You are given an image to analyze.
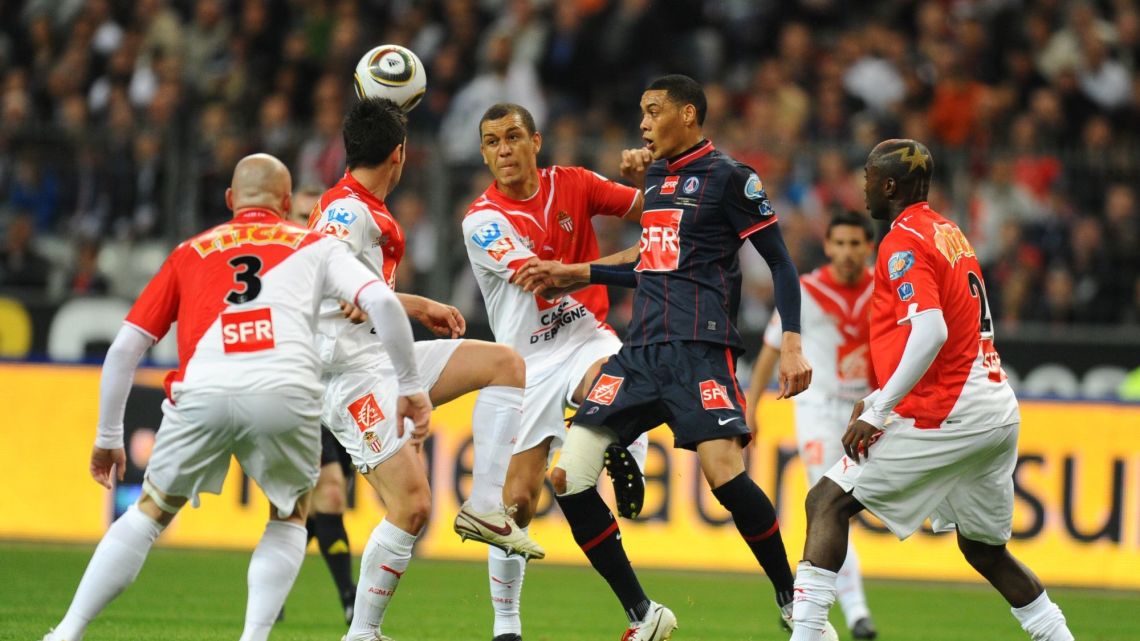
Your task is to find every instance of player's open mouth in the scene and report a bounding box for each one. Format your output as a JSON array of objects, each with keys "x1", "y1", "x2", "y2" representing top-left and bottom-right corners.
[{"x1": 643, "y1": 139, "x2": 655, "y2": 151}]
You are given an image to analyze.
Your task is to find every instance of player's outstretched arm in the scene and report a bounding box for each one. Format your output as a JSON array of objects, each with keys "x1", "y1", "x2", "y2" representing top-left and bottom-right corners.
[
  {"x1": 92, "y1": 324, "x2": 154, "y2": 488},
  {"x1": 396, "y1": 293, "x2": 465, "y2": 338}
]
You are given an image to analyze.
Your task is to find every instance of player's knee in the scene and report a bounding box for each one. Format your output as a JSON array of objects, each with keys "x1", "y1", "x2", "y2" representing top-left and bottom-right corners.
[
  {"x1": 550, "y1": 467, "x2": 568, "y2": 495},
  {"x1": 489, "y1": 346, "x2": 526, "y2": 388},
  {"x1": 315, "y1": 480, "x2": 347, "y2": 514},
  {"x1": 804, "y1": 478, "x2": 849, "y2": 520},
  {"x1": 392, "y1": 487, "x2": 433, "y2": 533},
  {"x1": 958, "y1": 536, "x2": 1004, "y2": 573}
]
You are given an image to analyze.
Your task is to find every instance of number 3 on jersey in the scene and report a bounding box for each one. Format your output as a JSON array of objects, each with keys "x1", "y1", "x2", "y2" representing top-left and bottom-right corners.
[{"x1": 226, "y1": 255, "x2": 263, "y2": 304}]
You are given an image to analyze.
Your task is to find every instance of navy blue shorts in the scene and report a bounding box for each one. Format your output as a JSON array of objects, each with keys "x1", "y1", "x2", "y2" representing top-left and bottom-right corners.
[{"x1": 572, "y1": 341, "x2": 751, "y2": 451}]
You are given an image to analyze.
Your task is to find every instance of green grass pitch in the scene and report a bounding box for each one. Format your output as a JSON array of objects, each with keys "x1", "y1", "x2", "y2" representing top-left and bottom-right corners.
[{"x1": 3, "y1": 542, "x2": 1135, "y2": 640}]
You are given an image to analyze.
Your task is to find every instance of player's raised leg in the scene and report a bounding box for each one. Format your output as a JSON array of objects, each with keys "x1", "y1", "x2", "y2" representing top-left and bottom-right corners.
[
  {"x1": 433, "y1": 340, "x2": 544, "y2": 559},
  {"x1": 347, "y1": 444, "x2": 432, "y2": 641},
  {"x1": 553, "y1": 425, "x2": 676, "y2": 641},
  {"x1": 44, "y1": 484, "x2": 182, "y2": 641}
]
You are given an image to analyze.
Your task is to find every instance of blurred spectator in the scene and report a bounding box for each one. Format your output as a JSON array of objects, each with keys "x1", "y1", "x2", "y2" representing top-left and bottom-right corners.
[
  {"x1": 0, "y1": 214, "x2": 50, "y2": 293},
  {"x1": 440, "y1": 31, "x2": 547, "y2": 165},
  {"x1": 65, "y1": 238, "x2": 109, "y2": 296}
]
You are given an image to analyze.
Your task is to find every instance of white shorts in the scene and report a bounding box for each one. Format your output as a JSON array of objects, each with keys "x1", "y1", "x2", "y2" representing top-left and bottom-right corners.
[
  {"x1": 825, "y1": 418, "x2": 1019, "y2": 545},
  {"x1": 517, "y1": 330, "x2": 622, "y2": 455},
  {"x1": 794, "y1": 398, "x2": 856, "y2": 485},
  {"x1": 324, "y1": 339, "x2": 462, "y2": 472},
  {"x1": 145, "y1": 389, "x2": 322, "y2": 517}
]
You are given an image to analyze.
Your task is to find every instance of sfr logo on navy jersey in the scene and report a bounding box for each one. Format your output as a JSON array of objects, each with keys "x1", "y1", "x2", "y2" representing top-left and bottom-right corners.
[
  {"x1": 635, "y1": 209, "x2": 682, "y2": 273},
  {"x1": 660, "y1": 176, "x2": 679, "y2": 195}
]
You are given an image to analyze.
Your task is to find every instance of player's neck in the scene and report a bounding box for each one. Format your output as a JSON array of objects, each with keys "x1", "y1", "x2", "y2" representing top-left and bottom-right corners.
[
  {"x1": 497, "y1": 173, "x2": 540, "y2": 201},
  {"x1": 665, "y1": 135, "x2": 706, "y2": 161},
  {"x1": 350, "y1": 167, "x2": 395, "y2": 202}
]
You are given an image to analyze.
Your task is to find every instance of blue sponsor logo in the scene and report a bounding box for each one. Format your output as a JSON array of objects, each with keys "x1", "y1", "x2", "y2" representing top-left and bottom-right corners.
[
  {"x1": 887, "y1": 250, "x2": 915, "y2": 280},
  {"x1": 743, "y1": 173, "x2": 764, "y2": 199},
  {"x1": 470, "y1": 222, "x2": 502, "y2": 248},
  {"x1": 897, "y1": 281, "x2": 914, "y2": 301},
  {"x1": 326, "y1": 206, "x2": 358, "y2": 226},
  {"x1": 682, "y1": 176, "x2": 700, "y2": 194}
]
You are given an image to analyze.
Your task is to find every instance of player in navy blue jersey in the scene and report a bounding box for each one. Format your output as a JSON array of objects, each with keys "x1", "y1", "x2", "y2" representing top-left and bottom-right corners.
[{"x1": 514, "y1": 75, "x2": 826, "y2": 641}]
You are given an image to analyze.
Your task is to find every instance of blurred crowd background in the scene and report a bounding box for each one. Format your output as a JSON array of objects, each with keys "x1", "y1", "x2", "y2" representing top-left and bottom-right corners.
[{"x1": 1, "y1": 0, "x2": 1139, "y2": 335}]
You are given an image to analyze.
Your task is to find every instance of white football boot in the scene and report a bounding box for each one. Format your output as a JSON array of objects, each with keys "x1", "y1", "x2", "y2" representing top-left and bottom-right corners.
[
  {"x1": 621, "y1": 602, "x2": 677, "y2": 641},
  {"x1": 453, "y1": 502, "x2": 545, "y2": 560}
]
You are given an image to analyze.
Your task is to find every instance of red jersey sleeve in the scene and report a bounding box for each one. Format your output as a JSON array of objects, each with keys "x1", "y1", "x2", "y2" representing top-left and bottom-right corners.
[
  {"x1": 573, "y1": 167, "x2": 638, "y2": 218},
  {"x1": 881, "y1": 231, "x2": 941, "y2": 326},
  {"x1": 124, "y1": 250, "x2": 180, "y2": 341}
]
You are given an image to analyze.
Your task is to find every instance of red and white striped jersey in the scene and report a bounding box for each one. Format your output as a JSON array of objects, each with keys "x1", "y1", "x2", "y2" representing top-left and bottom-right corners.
[
  {"x1": 308, "y1": 171, "x2": 406, "y2": 372},
  {"x1": 124, "y1": 209, "x2": 384, "y2": 400},
  {"x1": 765, "y1": 266, "x2": 875, "y2": 402},
  {"x1": 462, "y1": 166, "x2": 638, "y2": 362},
  {"x1": 871, "y1": 202, "x2": 1019, "y2": 429}
]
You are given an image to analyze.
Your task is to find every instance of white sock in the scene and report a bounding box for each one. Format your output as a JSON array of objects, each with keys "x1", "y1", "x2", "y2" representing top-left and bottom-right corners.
[
  {"x1": 347, "y1": 519, "x2": 418, "y2": 641},
  {"x1": 238, "y1": 520, "x2": 308, "y2": 641},
  {"x1": 836, "y1": 540, "x2": 870, "y2": 627},
  {"x1": 789, "y1": 561, "x2": 838, "y2": 641},
  {"x1": 627, "y1": 433, "x2": 649, "y2": 473},
  {"x1": 53, "y1": 505, "x2": 165, "y2": 641},
  {"x1": 1011, "y1": 590, "x2": 1074, "y2": 641},
  {"x1": 470, "y1": 385, "x2": 523, "y2": 514},
  {"x1": 488, "y1": 538, "x2": 527, "y2": 637}
]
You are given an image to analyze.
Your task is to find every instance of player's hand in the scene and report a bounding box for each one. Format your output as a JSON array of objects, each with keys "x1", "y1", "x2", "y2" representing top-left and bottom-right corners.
[
  {"x1": 90, "y1": 446, "x2": 126, "y2": 489},
  {"x1": 396, "y1": 391, "x2": 433, "y2": 444},
  {"x1": 776, "y1": 334, "x2": 812, "y2": 399},
  {"x1": 339, "y1": 300, "x2": 367, "y2": 324},
  {"x1": 511, "y1": 258, "x2": 589, "y2": 297},
  {"x1": 848, "y1": 400, "x2": 865, "y2": 431},
  {"x1": 842, "y1": 419, "x2": 883, "y2": 464},
  {"x1": 620, "y1": 148, "x2": 653, "y2": 188},
  {"x1": 414, "y1": 299, "x2": 466, "y2": 338}
]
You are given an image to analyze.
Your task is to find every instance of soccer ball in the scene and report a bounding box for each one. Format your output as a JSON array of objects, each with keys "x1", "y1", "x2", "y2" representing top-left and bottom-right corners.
[{"x1": 353, "y1": 44, "x2": 427, "y2": 112}]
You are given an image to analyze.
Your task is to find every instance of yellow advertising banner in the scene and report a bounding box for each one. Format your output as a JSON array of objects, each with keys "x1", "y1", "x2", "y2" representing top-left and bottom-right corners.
[{"x1": 3, "y1": 363, "x2": 1139, "y2": 588}]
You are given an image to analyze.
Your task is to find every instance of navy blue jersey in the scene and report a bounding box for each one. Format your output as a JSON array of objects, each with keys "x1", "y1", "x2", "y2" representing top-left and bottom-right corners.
[{"x1": 627, "y1": 140, "x2": 789, "y2": 350}]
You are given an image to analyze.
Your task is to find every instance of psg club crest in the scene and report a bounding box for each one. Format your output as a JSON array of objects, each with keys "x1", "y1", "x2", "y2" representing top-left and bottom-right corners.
[
  {"x1": 682, "y1": 176, "x2": 700, "y2": 195},
  {"x1": 557, "y1": 211, "x2": 573, "y2": 233}
]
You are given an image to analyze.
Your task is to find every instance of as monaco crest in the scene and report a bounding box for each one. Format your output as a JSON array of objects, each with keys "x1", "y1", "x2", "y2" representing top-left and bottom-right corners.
[{"x1": 557, "y1": 211, "x2": 573, "y2": 233}]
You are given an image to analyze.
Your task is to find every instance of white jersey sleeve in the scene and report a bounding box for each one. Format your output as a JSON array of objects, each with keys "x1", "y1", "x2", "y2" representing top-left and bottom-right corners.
[
  {"x1": 95, "y1": 324, "x2": 155, "y2": 449},
  {"x1": 321, "y1": 241, "x2": 422, "y2": 394},
  {"x1": 463, "y1": 210, "x2": 538, "y2": 279},
  {"x1": 311, "y1": 197, "x2": 374, "y2": 262}
]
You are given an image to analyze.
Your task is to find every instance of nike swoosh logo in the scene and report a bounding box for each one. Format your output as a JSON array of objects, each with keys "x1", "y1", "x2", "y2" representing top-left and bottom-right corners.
[
  {"x1": 644, "y1": 184, "x2": 657, "y2": 195},
  {"x1": 459, "y1": 511, "x2": 512, "y2": 536},
  {"x1": 718, "y1": 417, "x2": 741, "y2": 426}
]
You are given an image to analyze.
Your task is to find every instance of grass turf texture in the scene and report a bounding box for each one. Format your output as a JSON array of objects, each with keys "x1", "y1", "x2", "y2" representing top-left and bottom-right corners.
[{"x1": 3, "y1": 542, "x2": 1135, "y2": 641}]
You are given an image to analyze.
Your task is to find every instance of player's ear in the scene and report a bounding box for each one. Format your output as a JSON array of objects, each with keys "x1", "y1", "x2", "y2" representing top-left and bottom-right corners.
[
  {"x1": 883, "y1": 177, "x2": 897, "y2": 199},
  {"x1": 532, "y1": 130, "x2": 542, "y2": 154},
  {"x1": 224, "y1": 187, "x2": 234, "y2": 212},
  {"x1": 281, "y1": 192, "x2": 292, "y2": 218},
  {"x1": 683, "y1": 103, "x2": 696, "y2": 127}
]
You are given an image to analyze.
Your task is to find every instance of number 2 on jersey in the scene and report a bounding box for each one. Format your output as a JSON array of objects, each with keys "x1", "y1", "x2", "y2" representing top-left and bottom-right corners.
[
  {"x1": 226, "y1": 255, "x2": 263, "y2": 304},
  {"x1": 967, "y1": 271, "x2": 993, "y2": 339}
]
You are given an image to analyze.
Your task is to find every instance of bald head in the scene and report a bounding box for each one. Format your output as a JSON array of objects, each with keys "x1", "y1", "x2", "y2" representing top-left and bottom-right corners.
[
  {"x1": 226, "y1": 153, "x2": 293, "y2": 216},
  {"x1": 863, "y1": 138, "x2": 934, "y2": 220}
]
